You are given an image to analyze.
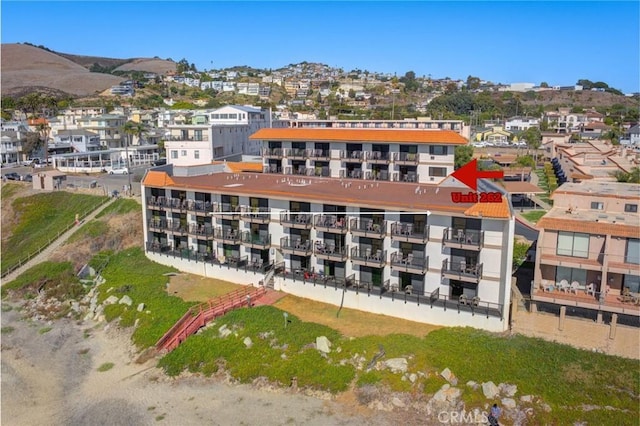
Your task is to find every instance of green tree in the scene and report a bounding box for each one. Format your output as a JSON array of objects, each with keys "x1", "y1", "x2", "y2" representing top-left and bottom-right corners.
[
  {"x1": 611, "y1": 167, "x2": 640, "y2": 184},
  {"x1": 466, "y1": 75, "x2": 481, "y2": 90},
  {"x1": 454, "y1": 145, "x2": 474, "y2": 169},
  {"x1": 521, "y1": 127, "x2": 542, "y2": 162}
]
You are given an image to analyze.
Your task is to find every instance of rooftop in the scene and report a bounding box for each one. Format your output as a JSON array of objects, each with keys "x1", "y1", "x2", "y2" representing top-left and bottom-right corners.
[
  {"x1": 552, "y1": 181, "x2": 640, "y2": 200},
  {"x1": 249, "y1": 128, "x2": 468, "y2": 145}
]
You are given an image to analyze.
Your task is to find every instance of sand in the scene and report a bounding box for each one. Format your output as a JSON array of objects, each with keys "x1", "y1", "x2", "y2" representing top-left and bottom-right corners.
[{"x1": 1, "y1": 304, "x2": 403, "y2": 426}]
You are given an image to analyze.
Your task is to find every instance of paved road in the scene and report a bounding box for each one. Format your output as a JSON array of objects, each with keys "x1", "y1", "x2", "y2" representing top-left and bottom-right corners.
[{"x1": 1, "y1": 197, "x2": 116, "y2": 285}]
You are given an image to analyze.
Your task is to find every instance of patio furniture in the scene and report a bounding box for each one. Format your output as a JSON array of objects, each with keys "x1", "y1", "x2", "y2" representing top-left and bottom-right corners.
[
  {"x1": 372, "y1": 249, "x2": 382, "y2": 262},
  {"x1": 471, "y1": 296, "x2": 480, "y2": 307},
  {"x1": 558, "y1": 279, "x2": 570, "y2": 293},
  {"x1": 459, "y1": 294, "x2": 468, "y2": 305},
  {"x1": 542, "y1": 280, "x2": 555, "y2": 292},
  {"x1": 406, "y1": 253, "x2": 414, "y2": 266},
  {"x1": 405, "y1": 285, "x2": 413, "y2": 294},
  {"x1": 586, "y1": 283, "x2": 596, "y2": 296},
  {"x1": 570, "y1": 281, "x2": 580, "y2": 294}
]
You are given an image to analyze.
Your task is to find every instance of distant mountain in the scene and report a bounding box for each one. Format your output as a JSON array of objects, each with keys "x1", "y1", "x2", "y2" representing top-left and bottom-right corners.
[{"x1": 1, "y1": 44, "x2": 176, "y2": 98}]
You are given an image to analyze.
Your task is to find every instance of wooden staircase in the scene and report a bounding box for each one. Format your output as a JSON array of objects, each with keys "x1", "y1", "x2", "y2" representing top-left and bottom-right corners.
[{"x1": 156, "y1": 285, "x2": 267, "y2": 352}]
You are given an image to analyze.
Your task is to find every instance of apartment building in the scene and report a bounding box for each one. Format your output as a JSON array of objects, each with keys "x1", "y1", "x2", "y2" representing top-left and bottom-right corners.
[
  {"x1": 76, "y1": 114, "x2": 126, "y2": 149},
  {"x1": 252, "y1": 128, "x2": 465, "y2": 184},
  {"x1": 140, "y1": 128, "x2": 516, "y2": 332},
  {"x1": 531, "y1": 181, "x2": 640, "y2": 318},
  {"x1": 164, "y1": 105, "x2": 286, "y2": 166}
]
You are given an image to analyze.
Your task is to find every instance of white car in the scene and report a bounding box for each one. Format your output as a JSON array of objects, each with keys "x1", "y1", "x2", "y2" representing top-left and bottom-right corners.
[{"x1": 109, "y1": 167, "x2": 129, "y2": 175}]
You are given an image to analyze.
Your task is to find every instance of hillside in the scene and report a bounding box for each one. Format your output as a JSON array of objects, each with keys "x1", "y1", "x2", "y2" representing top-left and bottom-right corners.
[
  {"x1": 1, "y1": 44, "x2": 125, "y2": 97},
  {"x1": 114, "y1": 58, "x2": 176, "y2": 74}
]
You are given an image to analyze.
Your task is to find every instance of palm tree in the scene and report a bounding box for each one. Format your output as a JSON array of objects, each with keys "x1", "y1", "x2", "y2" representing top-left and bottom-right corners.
[
  {"x1": 122, "y1": 119, "x2": 143, "y2": 195},
  {"x1": 36, "y1": 121, "x2": 51, "y2": 166}
]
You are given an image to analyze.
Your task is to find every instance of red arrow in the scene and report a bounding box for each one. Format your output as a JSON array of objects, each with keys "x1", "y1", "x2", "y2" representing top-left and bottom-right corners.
[{"x1": 451, "y1": 159, "x2": 504, "y2": 190}]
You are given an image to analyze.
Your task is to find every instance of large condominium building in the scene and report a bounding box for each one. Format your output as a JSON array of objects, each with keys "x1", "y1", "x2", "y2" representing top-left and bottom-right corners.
[
  {"x1": 141, "y1": 128, "x2": 515, "y2": 332},
  {"x1": 531, "y1": 181, "x2": 640, "y2": 319},
  {"x1": 253, "y1": 128, "x2": 465, "y2": 184}
]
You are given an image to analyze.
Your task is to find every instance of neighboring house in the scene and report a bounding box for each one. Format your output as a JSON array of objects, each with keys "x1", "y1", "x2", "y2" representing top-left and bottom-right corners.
[
  {"x1": 621, "y1": 124, "x2": 640, "y2": 146},
  {"x1": 1, "y1": 121, "x2": 31, "y2": 165},
  {"x1": 140, "y1": 141, "x2": 515, "y2": 332},
  {"x1": 76, "y1": 114, "x2": 126, "y2": 149},
  {"x1": 531, "y1": 181, "x2": 640, "y2": 319},
  {"x1": 505, "y1": 116, "x2": 540, "y2": 132},
  {"x1": 52, "y1": 129, "x2": 101, "y2": 153},
  {"x1": 252, "y1": 127, "x2": 465, "y2": 184},
  {"x1": 474, "y1": 126, "x2": 512, "y2": 144},
  {"x1": 580, "y1": 121, "x2": 610, "y2": 140}
]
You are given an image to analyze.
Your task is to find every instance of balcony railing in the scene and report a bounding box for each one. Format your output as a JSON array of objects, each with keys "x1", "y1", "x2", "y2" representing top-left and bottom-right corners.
[
  {"x1": 213, "y1": 227, "x2": 241, "y2": 244},
  {"x1": 442, "y1": 259, "x2": 483, "y2": 283},
  {"x1": 391, "y1": 222, "x2": 429, "y2": 243},
  {"x1": 350, "y1": 247, "x2": 385, "y2": 267},
  {"x1": 306, "y1": 167, "x2": 330, "y2": 177},
  {"x1": 364, "y1": 170, "x2": 392, "y2": 181},
  {"x1": 285, "y1": 166, "x2": 308, "y2": 176},
  {"x1": 287, "y1": 148, "x2": 307, "y2": 159},
  {"x1": 350, "y1": 218, "x2": 386, "y2": 238},
  {"x1": 314, "y1": 241, "x2": 348, "y2": 261},
  {"x1": 341, "y1": 150, "x2": 367, "y2": 161},
  {"x1": 307, "y1": 149, "x2": 331, "y2": 160},
  {"x1": 394, "y1": 152, "x2": 419, "y2": 165},
  {"x1": 185, "y1": 200, "x2": 212, "y2": 214},
  {"x1": 367, "y1": 151, "x2": 391, "y2": 163},
  {"x1": 262, "y1": 148, "x2": 284, "y2": 158},
  {"x1": 240, "y1": 206, "x2": 271, "y2": 223},
  {"x1": 314, "y1": 215, "x2": 348, "y2": 233},
  {"x1": 165, "y1": 197, "x2": 186, "y2": 210},
  {"x1": 212, "y1": 202, "x2": 241, "y2": 219},
  {"x1": 188, "y1": 223, "x2": 215, "y2": 238},
  {"x1": 390, "y1": 252, "x2": 428, "y2": 274},
  {"x1": 168, "y1": 135, "x2": 209, "y2": 141},
  {"x1": 241, "y1": 231, "x2": 271, "y2": 248},
  {"x1": 397, "y1": 172, "x2": 419, "y2": 183},
  {"x1": 263, "y1": 165, "x2": 283, "y2": 174},
  {"x1": 442, "y1": 228, "x2": 484, "y2": 251},
  {"x1": 340, "y1": 169, "x2": 364, "y2": 179},
  {"x1": 147, "y1": 196, "x2": 167, "y2": 208},
  {"x1": 280, "y1": 237, "x2": 312, "y2": 255},
  {"x1": 148, "y1": 218, "x2": 188, "y2": 235},
  {"x1": 280, "y1": 212, "x2": 313, "y2": 229}
]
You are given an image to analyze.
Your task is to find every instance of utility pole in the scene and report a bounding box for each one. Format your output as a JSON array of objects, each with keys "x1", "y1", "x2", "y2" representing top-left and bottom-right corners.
[{"x1": 123, "y1": 107, "x2": 133, "y2": 197}]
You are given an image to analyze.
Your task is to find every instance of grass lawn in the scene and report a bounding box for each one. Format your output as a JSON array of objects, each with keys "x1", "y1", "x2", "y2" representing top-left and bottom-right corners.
[
  {"x1": 520, "y1": 210, "x2": 548, "y2": 224},
  {"x1": 1, "y1": 192, "x2": 108, "y2": 274}
]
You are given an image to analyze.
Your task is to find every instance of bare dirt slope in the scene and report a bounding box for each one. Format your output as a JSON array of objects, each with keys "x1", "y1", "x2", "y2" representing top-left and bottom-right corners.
[
  {"x1": 1, "y1": 43, "x2": 124, "y2": 97},
  {"x1": 114, "y1": 58, "x2": 176, "y2": 74}
]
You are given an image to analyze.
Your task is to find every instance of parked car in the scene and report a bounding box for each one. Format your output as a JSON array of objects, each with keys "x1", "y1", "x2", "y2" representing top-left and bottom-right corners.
[
  {"x1": 109, "y1": 167, "x2": 129, "y2": 175},
  {"x1": 22, "y1": 174, "x2": 33, "y2": 182},
  {"x1": 4, "y1": 172, "x2": 21, "y2": 181}
]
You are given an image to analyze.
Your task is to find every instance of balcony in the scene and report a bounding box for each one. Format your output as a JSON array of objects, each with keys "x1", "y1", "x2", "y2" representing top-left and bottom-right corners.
[
  {"x1": 350, "y1": 218, "x2": 386, "y2": 238},
  {"x1": 280, "y1": 212, "x2": 313, "y2": 229},
  {"x1": 287, "y1": 148, "x2": 308, "y2": 159},
  {"x1": 341, "y1": 150, "x2": 367, "y2": 162},
  {"x1": 147, "y1": 218, "x2": 167, "y2": 232},
  {"x1": 262, "y1": 148, "x2": 284, "y2": 159},
  {"x1": 306, "y1": 167, "x2": 330, "y2": 177},
  {"x1": 442, "y1": 228, "x2": 484, "y2": 251},
  {"x1": 394, "y1": 152, "x2": 419, "y2": 165},
  {"x1": 340, "y1": 169, "x2": 364, "y2": 179},
  {"x1": 364, "y1": 170, "x2": 392, "y2": 181},
  {"x1": 147, "y1": 218, "x2": 187, "y2": 235},
  {"x1": 212, "y1": 202, "x2": 241, "y2": 219},
  {"x1": 539, "y1": 252, "x2": 603, "y2": 271},
  {"x1": 263, "y1": 165, "x2": 283, "y2": 174},
  {"x1": 168, "y1": 135, "x2": 209, "y2": 141},
  {"x1": 314, "y1": 215, "x2": 348, "y2": 234},
  {"x1": 241, "y1": 231, "x2": 271, "y2": 249},
  {"x1": 307, "y1": 149, "x2": 331, "y2": 161},
  {"x1": 285, "y1": 166, "x2": 309, "y2": 176},
  {"x1": 390, "y1": 252, "x2": 428, "y2": 274},
  {"x1": 391, "y1": 222, "x2": 429, "y2": 243},
  {"x1": 397, "y1": 172, "x2": 419, "y2": 183},
  {"x1": 350, "y1": 247, "x2": 385, "y2": 267},
  {"x1": 165, "y1": 197, "x2": 186, "y2": 211},
  {"x1": 214, "y1": 227, "x2": 240, "y2": 244},
  {"x1": 188, "y1": 223, "x2": 214, "y2": 239},
  {"x1": 185, "y1": 200, "x2": 212, "y2": 214},
  {"x1": 367, "y1": 151, "x2": 391, "y2": 164},
  {"x1": 314, "y1": 241, "x2": 348, "y2": 261},
  {"x1": 280, "y1": 237, "x2": 312, "y2": 256},
  {"x1": 147, "y1": 196, "x2": 167, "y2": 209},
  {"x1": 241, "y1": 206, "x2": 271, "y2": 223},
  {"x1": 441, "y1": 259, "x2": 483, "y2": 283}
]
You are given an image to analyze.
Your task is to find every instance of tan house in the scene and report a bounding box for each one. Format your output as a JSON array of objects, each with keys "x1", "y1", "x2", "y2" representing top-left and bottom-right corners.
[{"x1": 531, "y1": 181, "x2": 640, "y2": 318}]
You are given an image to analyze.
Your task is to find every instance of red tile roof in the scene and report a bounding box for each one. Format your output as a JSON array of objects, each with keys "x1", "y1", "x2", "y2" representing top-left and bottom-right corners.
[
  {"x1": 537, "y1": 217, "x2": 639, "y2": 238},
  {"x1": 249, "y1": 128, "x2": 468, "y2": 144}
]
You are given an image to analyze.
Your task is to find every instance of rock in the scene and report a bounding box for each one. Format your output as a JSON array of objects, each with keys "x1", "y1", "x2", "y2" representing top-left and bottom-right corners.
[
  {"x1": 541, "y1": 403, "x2": 552, "y2": 412},
  {"x1": 409, "y1": 373, "x2": 417, "y2": 383},
  {"x1": 118, "y1": 295, "x2": 133, "y2": 306},
  {"x1": 384, "y1": 358, "x2": 408, "y2": 373},
  {"x1": 137, "y1": 303, "x2": 145, "y2": 312},
  {"x1": 443, "y1": 386, "x2": 461, "y2": 402},
  {"x1": 466, "y1": 380, "x2": 479, "y2": 390},
  {"x1": 520, "y1": 395, "x2": 533, "y2": 403},
  {"x1": 441, "y1": 367, "x2": 458, "y2": 386},
  {"x1": 134, "y1": 318, "x2": 140, "y2": 328},
  {"x1": 70, "y1": 302, "x2": 81, "y2": 313},
  {"x1": 482, "y1": 381, "x2": 500, "y2": 399},
  {"x1": 243, "y1": 337, "x2": 253, "y2": 348},
  {"x1": 501, "y1": 397, "x2": 517, "y2": 409},
  {"x1": 500, "y1": 383, "x2": 518, "y2": 397},
  {"x1": 391, "y1": 397, "x2": 405, "y2": 408},
  {"x1": 219, "y1": 325, "x2": 232, "y2": 338},
  {"x1": 104, "y1": 295, "x2": 119, "y2": 305},
  {"x1": 315, "y1": 336, "x2": 332, "y2": 353},
  {"x1": 83, "y1": 312, "x2": 93, "y2": 322}
]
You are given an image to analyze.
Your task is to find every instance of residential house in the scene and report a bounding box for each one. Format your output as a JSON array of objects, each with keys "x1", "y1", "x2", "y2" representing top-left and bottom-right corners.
[
  {"x1": 1, "y1": 121, "x2": 31, "y2": 165},
  {"x1": 474, "y1": 126, "x2": 512, "y2": 144},
  {"x1": 505, "y1": 116, "x2": 540, "y2": 132},
  {"x1": 76, "y1": 114, "x2": 126, "y2": 149}
]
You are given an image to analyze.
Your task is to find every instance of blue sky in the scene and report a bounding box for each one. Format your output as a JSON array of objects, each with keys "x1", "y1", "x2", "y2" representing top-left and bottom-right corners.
[{"x1": 2, "y1": 1, "x2": 639, "y2": 92}]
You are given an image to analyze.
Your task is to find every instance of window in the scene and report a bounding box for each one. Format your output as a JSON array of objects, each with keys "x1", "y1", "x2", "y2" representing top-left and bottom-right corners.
[
  {"x1": 194, "y1": 150, "x2": 200, "y2": 159},
  {"x1": 623, "y1": 274, "x2": 640, "y2": 293},
  {"x1": 429, "y1": 167, "x2": 447, "y2": 177},
  {"x1": 181, "y1": 150, "x2": 187, "y2": 157},
  {"x1": 624, "y1": 204, "x2": 638, "y2": 213},
  {"x1": 429, "y1": 145, "x2": 447, "y2": 155},
  {"x1": 590, "y1": 202, "x2": 604, "y2": 210},
  {"x1": 626, "y1": 239, "x2": 640, "y2": 264},
  {"x1": 557, "y1": 231, "x2": 589, "y2": 258},
  {"x1": 170, "y1": 150, "x2": 178, "y2": 159},
  {"x1": 555, "y1": 266, "x2": 586, "y2": 286}
]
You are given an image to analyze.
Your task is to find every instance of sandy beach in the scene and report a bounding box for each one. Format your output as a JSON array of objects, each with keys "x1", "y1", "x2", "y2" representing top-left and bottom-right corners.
[{"x1": 1, "y1": 303, "x2": 406, "y2": 426}]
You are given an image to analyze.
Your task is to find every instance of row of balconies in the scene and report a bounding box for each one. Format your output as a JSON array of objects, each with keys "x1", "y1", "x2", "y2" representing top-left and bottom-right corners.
[
  {"x1": 262, "y1": 148, "x2": 433, "y2": 165},
  {"x1": 168, "y1": 135, "x2": 209, "y2": 141},
  {"x1": 261, "y1": 166, "x2": 419, "y2": 182}
]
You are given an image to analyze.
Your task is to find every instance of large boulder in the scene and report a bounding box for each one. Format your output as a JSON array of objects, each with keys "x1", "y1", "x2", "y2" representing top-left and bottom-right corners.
[
  {"x1": 384, "y1": 358, "x2": 408, "y2": 373},
  {"x1": 440, "y1": 367, "x2": 458, "y2": 386},
  {"x1": 482, "y1": 381, "x2": 500, "y2": 399},
  {"x1": 118, "y1": 295, "x2": 133, "y2": 306},
  {"x1": 316, "y1": 336, "x2": 332, "y2": 353}
]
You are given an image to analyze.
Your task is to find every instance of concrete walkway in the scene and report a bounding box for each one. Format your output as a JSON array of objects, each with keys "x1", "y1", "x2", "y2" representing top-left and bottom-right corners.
[{"x1": 1, "y1": 198, "x2": 116, "y2": 285}]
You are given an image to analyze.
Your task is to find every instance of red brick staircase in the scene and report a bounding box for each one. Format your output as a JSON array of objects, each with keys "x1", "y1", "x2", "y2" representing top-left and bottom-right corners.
[{"x1": 156, "y1": 285, "x2": 267, "y2": 352}]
